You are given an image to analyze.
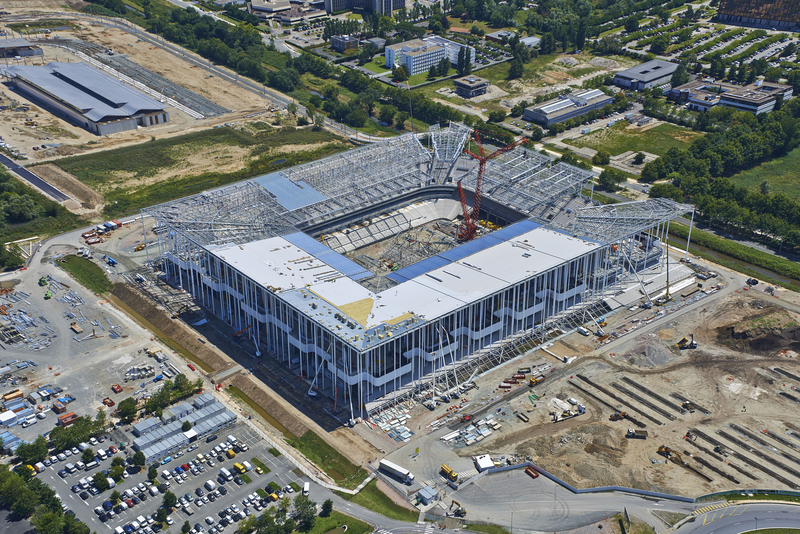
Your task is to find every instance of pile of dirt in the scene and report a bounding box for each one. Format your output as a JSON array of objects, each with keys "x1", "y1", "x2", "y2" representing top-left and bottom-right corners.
[
  {"x1": 226, "y1": 373, "x2": 310, "y2": 438},
  {"x1": 589, "y1": 57, "x2": 620, "y2": 69},
  {"x1": 750, "y1": 326, "x2": 800, "y2": 352},
  {"x1": 715, "y1": 303, "x2": 800, "y2": 352}
]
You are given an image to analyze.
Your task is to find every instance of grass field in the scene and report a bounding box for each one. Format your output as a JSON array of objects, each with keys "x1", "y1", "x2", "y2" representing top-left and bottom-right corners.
[
  {"x1": 336, "y1": 479, "x2": 419, "y2": 522},
  {"x1": 564, "y1": 123, "x2": 703, "y2": 157},
  {"x1": 289, "y1": 482, "x2": 301, "y2": 492},
  {"x1": 51, "y1": 127, "x2": 347, "y2": 219},
  {"x1": 463, "y1": 524, "x2": 511, "y2": 534},
  {"x1": 729, "y1": 146, "x2": 800, "y2": 201},
  {"x1": 240, "y1": 473, "x2": 252, "y2": 484},
  {"x1": 287, "y1": 431, "x2": 368, "y2": 489},
  {"x1": 256, "y1": 488, "x2": 269, "y2": 498},
  {"x1": 306, "y1": 511, "x2": 372, "y2": 534},
  {"x1": 58, "y1": 255, "x2": 114, "y2": 294},
  {"x1": 250, "y1": 458, "x2": 271, "y2": 474},
  {"x1": 268, "y1": 448, "x2": 281, "y2": 457},
  {"x1": 362, "y1": 57, "x2": 390, "y2": 74}
]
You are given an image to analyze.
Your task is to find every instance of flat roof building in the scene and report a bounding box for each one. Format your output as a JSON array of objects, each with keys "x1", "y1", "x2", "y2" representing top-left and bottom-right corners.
[
  {"x1": 613, "y1": 59, "x2": 678, "y2": 91},
  {"x1": 323, "y1": 0, "x2": 403, "y2": 15},
  {"x1": 144, "y1": 124, "x2": 691, "y2": 419},
  {"x1": 0, "y1": 38, "x2": 43, "y2": 58},
  {"x1": 331, "y1": 34, "x2": 359, "y2": 52},
  {"x1": 386, "y1": 37, "x2": 475, "y2": 77},
  {"x1": 2, "y1": 62, "x2": 169, "y2": 136},
  {"x1": 247, "y1": 0, "x2": 291, "y2": 18},
  {"x1": 669, "y1": 79, "x2": 793, "y2": 114},
  {"x1": 523, "y1": 89, "x2": 613, "y2": 127},
  {"x1": 453, "y1": 75, "x2": 490, "y2": 99}
]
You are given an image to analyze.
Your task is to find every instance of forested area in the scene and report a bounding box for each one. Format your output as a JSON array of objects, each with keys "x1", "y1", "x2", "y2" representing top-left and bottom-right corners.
[{"x1": 646, "y1": 99, "x2": 800, "y2": 251}]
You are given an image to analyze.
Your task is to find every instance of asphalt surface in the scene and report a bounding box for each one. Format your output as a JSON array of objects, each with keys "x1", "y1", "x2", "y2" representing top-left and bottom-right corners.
[
  {"x1": 0, "y1": 153, "x2": 70, "y2": 201},
  {"x1": 677, "y1": 503, "x2": 800, "y2": 534}
]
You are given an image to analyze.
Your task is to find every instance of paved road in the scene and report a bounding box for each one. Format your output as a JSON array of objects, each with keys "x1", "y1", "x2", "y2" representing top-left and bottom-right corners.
[
  {"x1": 0, "y1": 153, "x2": 70, "y2": 201},
  {"x1": 676, "y1": 503, "x2": 800, "y2": 534}
]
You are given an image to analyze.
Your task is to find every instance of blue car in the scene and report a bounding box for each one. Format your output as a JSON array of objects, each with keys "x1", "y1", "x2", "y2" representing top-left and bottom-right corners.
[
  {"x1": 174, "y1": 467, "x2": 183, "y2": 474},
  {"x1": 102, "y1": 501, "x2": 113, "y2": 511},
  {"x1": 161, "y1": 456, "x2": 172, "y2": 465}
]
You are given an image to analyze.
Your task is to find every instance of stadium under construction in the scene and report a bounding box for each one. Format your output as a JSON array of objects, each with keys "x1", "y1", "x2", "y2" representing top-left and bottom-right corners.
[{"x1": 143, "y1": 124, "x2": 694, "y2": 418}]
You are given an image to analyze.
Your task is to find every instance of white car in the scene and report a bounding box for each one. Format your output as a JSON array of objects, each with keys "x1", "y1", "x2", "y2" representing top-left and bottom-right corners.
[{"x1": 166, "y1": 517, "x2": 174, "y2": 525}]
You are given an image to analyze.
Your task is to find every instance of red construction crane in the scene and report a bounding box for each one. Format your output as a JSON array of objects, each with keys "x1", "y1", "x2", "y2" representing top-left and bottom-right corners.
[{"x1": 456, "y1": 132, "x2": 528, "y2": 241}]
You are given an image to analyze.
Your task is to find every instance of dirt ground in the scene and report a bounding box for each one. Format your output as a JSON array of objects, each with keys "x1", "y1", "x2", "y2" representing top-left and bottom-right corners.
[
  {"x1": 33, "y1": 163, "x2": 104, "y2": 215},
  {"x1": 0, "y1": 18, "x2": 276, "y2": 162}
]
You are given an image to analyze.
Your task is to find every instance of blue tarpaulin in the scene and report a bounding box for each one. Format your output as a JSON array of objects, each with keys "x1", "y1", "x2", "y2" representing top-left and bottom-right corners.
[{"x1": 283, "y1": 232, "x2": 371, "y2": 280}]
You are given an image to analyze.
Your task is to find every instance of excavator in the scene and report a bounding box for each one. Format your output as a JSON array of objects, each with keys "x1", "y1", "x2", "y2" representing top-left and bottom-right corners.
[
  {"x1": 610, "y1": 411, "x2": 627, "y2": 421},
  {"x1": 450, "y1": 500, "x2": 466, "y2": 517},
  {"x1": 658, "y1": 445, "x2": 686, "y2": 466},
  {"x1": 682, "y1": 401, "x2": 696, "y2": 413}
]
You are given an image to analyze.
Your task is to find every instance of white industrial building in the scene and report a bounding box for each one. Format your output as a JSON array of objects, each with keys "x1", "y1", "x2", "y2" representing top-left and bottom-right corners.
[
  {"x1": 2, "y1": 62, "x2": 168, "y2": 135},
  {"x1": 144, "y1": 124, "x2": 693, "y2": 420},
  {"x1": 131, "y1": 393, "x2": 236, "y2": 462}
]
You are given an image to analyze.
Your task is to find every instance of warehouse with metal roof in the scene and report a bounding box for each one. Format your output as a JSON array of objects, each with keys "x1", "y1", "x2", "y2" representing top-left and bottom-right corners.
[
  {"x1": 2, "y1": 62, "x2": 168, "y2": 135},
  {"x1": 613, "y1": 59, "x2": 678, "y2": 91},
  {"x1": 523, "y1": 89, "x2": 613, "y2": 127}
]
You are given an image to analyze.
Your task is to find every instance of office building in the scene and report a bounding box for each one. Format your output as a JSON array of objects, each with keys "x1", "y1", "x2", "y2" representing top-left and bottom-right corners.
[
  {"x1": 523, "y1": 89, "x2": 613, "y2": 127},
  {"x1": 613, "y1": 59, "x2": 678, "y2": 91}
]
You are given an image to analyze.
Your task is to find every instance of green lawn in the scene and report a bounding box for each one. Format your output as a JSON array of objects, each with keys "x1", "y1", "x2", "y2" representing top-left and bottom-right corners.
[
  {"x1": 240, "y1": 473, "x2": 252, "y2": 484},
  {"x1": 289, "y1": 481, "x2": 302, "y2": 492},
  {"x1": 250, "y1": 457, "x2": 271, "y2": 474},
  {"x1": 287, "y1": 431, "x2": 368, "y2": 489},
  {"x1": 268, "y1": 481, "x2": 281, "y2": 492},
  {"x1": 268, "y1": 448, "x2": 281, "y2": 457},
  {"x1": 362, "y1": 57, "x2": 390, "y2": 74},
  {"x1": 305, "y1": 511, "x2": 372, "y2": 534},
  {"x1": 256, "y1": 488, "x2": 269, "y2": 498},
  {"x1": 564, "y1": 122, "x2": 704, "y2": 157},
  {"x1": 336, "y1": 479, "x2": 419, "y2": 522},
  {"x1": 729, "y1": 145, "x2": 800, "y2": 201},
  {"x1": 346, "y1": 13, "x2": 362, "y2": 19},
  {"x1": 58, "y1": 255, "x2": 114, "y2": 294}
]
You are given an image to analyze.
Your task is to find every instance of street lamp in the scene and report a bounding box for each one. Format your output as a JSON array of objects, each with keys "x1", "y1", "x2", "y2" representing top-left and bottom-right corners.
[{"x1": 755, "y1": 517, "x2": 758, "y2": 532}]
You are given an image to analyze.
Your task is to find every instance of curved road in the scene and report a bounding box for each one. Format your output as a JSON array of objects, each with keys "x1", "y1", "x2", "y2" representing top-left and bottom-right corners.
[
  {"x1": 678, "y1": 503, "x2": 800, "y2": 534},
  {"x1": 0, "y1": 153, "x2": 70, "y2": 201}
]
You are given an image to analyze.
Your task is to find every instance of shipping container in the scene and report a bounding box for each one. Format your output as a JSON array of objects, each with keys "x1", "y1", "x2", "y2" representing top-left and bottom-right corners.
[{"x1": 378, "y1": 459, "x2": 415, "y2": 484}]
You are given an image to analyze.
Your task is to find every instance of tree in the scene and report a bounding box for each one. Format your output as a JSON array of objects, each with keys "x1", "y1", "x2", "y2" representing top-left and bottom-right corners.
[
  {"x1": 671, "y1": 63, "x2": 689, "y2": 87},
  {"x1": 133, "y1": 451, "x2": 146, "y2": 467},
  {"x1": 239, "y1": 515, "x2": 258, "y2": 534},
  {"x1": 16, "y1": 435, "x2": 48, "y2": 465},
  {"x1": 379, "y1": 105, "x2": 397, "y2": 125},
  {"x1": 163, "y1": 490, "x2": 177, "y2": 510},
  {"x1": 598, "y1": 168, "x2": 626, "y2": 191},
  {"x1": 592, "y1": 149, "x2": 611, "y2": 165},
  {"x1": 624, "y1": 16, "x2": 639, "y2": 33},
  {"x1": 539, "y1": 32, "x2": 556, "y2": 55},
  {"x1": 110, "y1": 489, "x2": 121, "y2": 504},
  {"x1": 110, "y1": 464, "x2": 124, "y2": 481},
  {"x1": 118, "y1": 397, "x2": 137, "y2": 421},
  {"x1": 156, "y1": 507, "x2": 167, "y2": 523},
  {"x1": 437, "y1": 56, "x2": 451, "y2": 77},
  {"x1": 112, "y1": 456, "x2": 125, "y2": 467},
  {"x1": 287, "y1": 102, "x2": 298, "y2": 115},
  {"x1": 633, "y1": 152, "x2": 646, "y2": 165},
  {"x1": 82, "y1": 448, "x2": 95, "y2": 464},
  {"x1": 487, "y1": 110, "x2": 506, "y2": 123},
  {"x1": 181, "y1": 421, "x2": 192, "y2": 432},
  {"x1": 93, "y1": 472, "x2": 110, "y2": 492},
  {"x1": 182, "y1": 520, "x2": 191, "y2": 534},
  {"x1": 396, "y1": 111, "x2": 410, "y2": 129},
  {"x1": 392, "y1": 64, "x2": 409, "y2": 81},
  {"x1": 649, "y1": 34, "x2": 669, "y2": 55},
  {"x1": 313, "y1": 114, "x2": 325, "y2": 131},
  {"x1": 148, "y1": 466, "x2": 159, "y2": 483},
  {"x1": 321, "y1": 499, "x2": 333, "y2": 517},
  {"x1": 30, "y1": 506, "x2": 64, "y2": 534},
  {"x1": 12, "y1": 485, "x2": 38, "y2": 517},
  {"x1": 427, "y1": 64, "x2": 437, "y2": 80},
  {"x1": 648, "y1": 182, "x2": 684, "y2": 201},
  {"x1": 508, "y1": 58, "x2": 524, "y2": 80},
  {"x1": 293, "y1": 494, "x2": 317, "y2": 530}
]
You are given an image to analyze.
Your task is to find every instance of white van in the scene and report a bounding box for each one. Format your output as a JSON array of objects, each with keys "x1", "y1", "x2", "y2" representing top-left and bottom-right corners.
[
  {"x1": 302, "y1": 482, "x2": 310, "y2": 496},
  {"x1": 115, "y1": 527, "x2": 125, "y2": 534},
  {"x1": 97, "y1": 449, "x2": 108, "y2": 460},
  {"x1": 85, "y1": 460, "x2": 99, "y2": 470}
]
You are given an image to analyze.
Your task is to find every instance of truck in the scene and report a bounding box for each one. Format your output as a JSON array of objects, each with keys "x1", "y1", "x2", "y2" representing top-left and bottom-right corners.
[
  {"x1": 378, "y1": 459, "x2": 415, "y2": 485},
  {"x1": 106, "y1": 478, "x2": 116, "y2": 489},
  {"x1": 440, "y1": 464, "x2": 458, "y2": 481},
  {"x1": 529, "y1": 375, "x2": 545, "y2": 386},
  {"x1": 78, "y1": 442, "x2": 90, "y2": 452},
  {"x1": 103, "y1": 255, "x2": 117, "y2": 266},
  {"x1": 220, "y1": 467, "x2": 233, "y2": 481},
  {"x1": 576, "y1": 326, "x2": 591, "y2": 336},
  {"x1": 34, "y1": 462, "x2": 45, "y2": 473},
  {"x1": 204, "y1": 480, "x2": 216, "y2": 492},
  {"x1": 242, "y1": 461, "x2": 252, "y2": 472},
  {"x1": 233, "y1": 463, "x2": 246, "y2": 474},
  {"x1": 626, "y1": 428, "x2": 648, "y2": 439}
]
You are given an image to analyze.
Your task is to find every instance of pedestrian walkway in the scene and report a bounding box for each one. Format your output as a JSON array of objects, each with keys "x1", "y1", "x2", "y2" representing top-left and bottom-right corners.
[{"x1": 692, "y1": 502, "x2": 731, "y2": 515}]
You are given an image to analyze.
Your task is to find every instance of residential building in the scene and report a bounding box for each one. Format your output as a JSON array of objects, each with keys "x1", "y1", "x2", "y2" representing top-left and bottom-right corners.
[
  {"x1": 331, "y1": 34, "x2": 360, "y2": 52},
  {"x1": 385, "y1": 37, "x2": 475, "y2": 76},
  {"x1": 613, "y1": 59, "x2": 678, "y2": 91},
  {"x1": 523, "y1": 89, "x2": 613, "y2": 127},
  {"x1": 453, "y1": 75, "x2": 490, "y2": 98}
]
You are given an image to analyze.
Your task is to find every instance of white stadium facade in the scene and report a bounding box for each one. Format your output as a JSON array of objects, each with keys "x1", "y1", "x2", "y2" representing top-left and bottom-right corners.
[{"x1": 143, "y1": 124, "x2": 693, "y2": 419}]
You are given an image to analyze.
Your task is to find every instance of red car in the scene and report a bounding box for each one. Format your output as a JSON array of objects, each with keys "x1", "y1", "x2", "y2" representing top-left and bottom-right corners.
[
  {"x1": 125, "y1": 499, "x2": 134, "y2": 508},
  {"x1": 108, "y1": 446, "x2": 118, "y2": 454},
  {"x1": 181, "y1": 464, "x2": 190, "y2": 471}
]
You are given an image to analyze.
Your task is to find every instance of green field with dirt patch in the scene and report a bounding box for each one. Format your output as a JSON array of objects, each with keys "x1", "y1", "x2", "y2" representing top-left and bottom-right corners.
[
  {"x1": 564, "y1": 122, "x2": 703, "y2": 157},
  {"x1": 729, "y1": 146, "x2": 800, "y2": 201}
]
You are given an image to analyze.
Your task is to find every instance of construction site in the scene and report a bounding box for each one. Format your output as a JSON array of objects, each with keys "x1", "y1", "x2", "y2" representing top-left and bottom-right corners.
[{"x1": 142, "y1": 123, "x2": 694, "y2": 424}]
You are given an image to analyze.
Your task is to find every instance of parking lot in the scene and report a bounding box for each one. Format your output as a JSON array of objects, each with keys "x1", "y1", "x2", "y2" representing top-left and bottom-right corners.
[{"x1": 38, "y1": 425, "x2": 309, "y2": 533}]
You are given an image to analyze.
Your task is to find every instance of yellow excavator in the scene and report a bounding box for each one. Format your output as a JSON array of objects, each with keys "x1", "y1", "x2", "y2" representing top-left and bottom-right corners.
[
  {"x1": 658, "y1": 445, "x2": 686, "y2": 466},
  {"x1": 450, "y1": 500, "x2": 466, "y2": 517}
]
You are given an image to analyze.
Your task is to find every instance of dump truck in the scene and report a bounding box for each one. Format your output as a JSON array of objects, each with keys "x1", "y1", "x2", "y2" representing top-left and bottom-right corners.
[
  {"x1": 529, "y1": 375, "x2": 545, "y2": 387},
  {"x1": 440, "y1": 464, "x2": 458, "y2": 481},
  {"x1": 626, "y1": 428, "x2": 648, "y2": 439}
]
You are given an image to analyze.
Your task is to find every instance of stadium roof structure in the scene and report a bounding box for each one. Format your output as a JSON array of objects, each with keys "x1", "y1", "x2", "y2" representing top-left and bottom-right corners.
[
  {"x1": 145, "y1": 126, "x2": 690, "y2": 250},
  {"x1": 3, "y1": 62, "x2": 165, "y2": 122},
  {"x1": 0, "y1": 38, "x2": 37, "y2": 50}
]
